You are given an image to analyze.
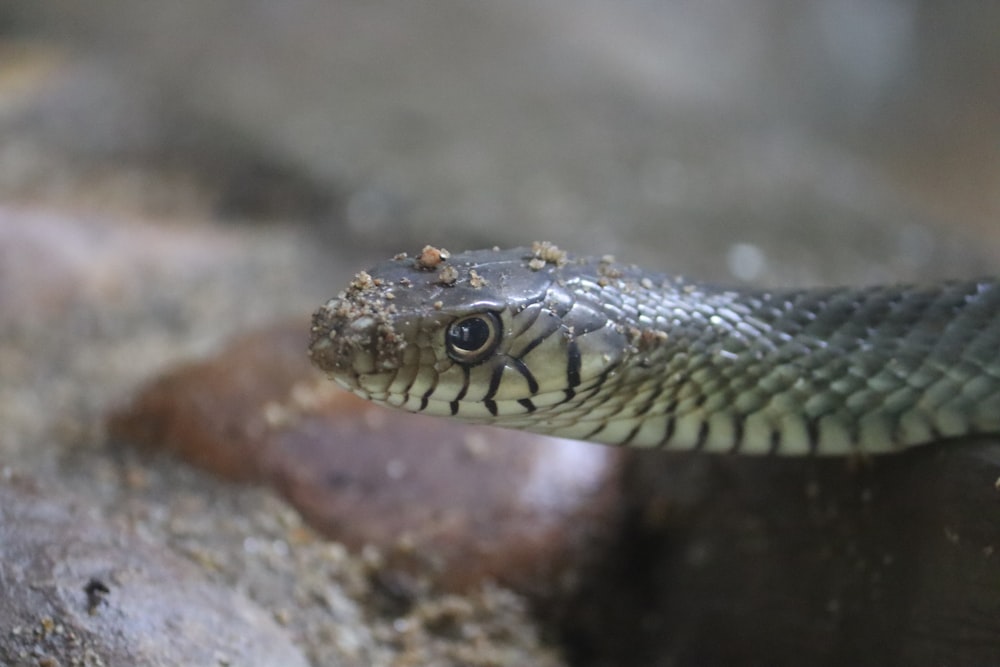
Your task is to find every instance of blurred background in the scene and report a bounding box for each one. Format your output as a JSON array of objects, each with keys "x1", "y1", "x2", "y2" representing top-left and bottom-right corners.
[{"x1": 2, "y1": 0, "x2": 998, "y2": 283}]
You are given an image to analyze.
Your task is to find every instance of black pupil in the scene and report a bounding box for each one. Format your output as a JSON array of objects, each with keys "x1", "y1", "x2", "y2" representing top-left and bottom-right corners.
[{"x1": 449, "y1": 317, "x2": 491, "y2": 352}]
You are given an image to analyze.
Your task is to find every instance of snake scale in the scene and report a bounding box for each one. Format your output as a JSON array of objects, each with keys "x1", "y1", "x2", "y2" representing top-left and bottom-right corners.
[{"x1": 309, "y1": 243, "x2": 1000, "y2": 456}]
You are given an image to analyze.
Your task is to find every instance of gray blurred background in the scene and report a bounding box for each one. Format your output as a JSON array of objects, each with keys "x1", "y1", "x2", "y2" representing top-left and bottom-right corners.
[{"x1": 2, "y1": 0, "x2": 998, "y2": 284}]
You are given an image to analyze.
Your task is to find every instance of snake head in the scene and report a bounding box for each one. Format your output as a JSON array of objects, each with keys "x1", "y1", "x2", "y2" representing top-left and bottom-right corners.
[{"x1": 309, "y1": 245, "x2": 631, "y2": 428}]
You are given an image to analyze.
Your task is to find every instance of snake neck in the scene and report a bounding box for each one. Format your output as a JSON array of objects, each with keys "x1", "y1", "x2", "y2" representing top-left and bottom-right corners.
[{"x1": 558, "y1": 279, "x2": 1000, "y2": 455}]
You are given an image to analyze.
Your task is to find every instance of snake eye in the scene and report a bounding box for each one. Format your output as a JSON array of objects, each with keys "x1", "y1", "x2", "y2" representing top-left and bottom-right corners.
[{"x1": 445, "y1": 312, "x2": 501, "y2": 365}]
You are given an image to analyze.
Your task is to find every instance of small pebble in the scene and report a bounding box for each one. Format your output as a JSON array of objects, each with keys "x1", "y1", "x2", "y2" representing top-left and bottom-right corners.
[{"x1": 415, "y1": 245, "x2": 450, "y2": 269}]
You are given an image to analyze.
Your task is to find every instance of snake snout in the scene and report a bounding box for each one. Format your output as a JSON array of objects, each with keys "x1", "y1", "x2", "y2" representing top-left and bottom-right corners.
[{"x1": 308, "y1": 296, "x2": 407, "y2": 385}]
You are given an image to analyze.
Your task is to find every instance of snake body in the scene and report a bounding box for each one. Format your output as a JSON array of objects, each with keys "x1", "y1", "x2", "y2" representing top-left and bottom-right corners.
[{"x1": 309, "y1": 244, "x2": 1000, "y2": 455}]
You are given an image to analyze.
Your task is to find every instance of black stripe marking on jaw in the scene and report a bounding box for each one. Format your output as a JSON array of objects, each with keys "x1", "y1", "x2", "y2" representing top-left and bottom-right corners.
[
  {"x1": 398, "y1": 350, "x2": 421, "y2": 397},
  {"x1": 507, "y1": 357, "x2": 539, "y2": 394},
  {"x1": 449, "y1": 366, "x2": 475, "y2": 416},
  {"x1": 484, "y1": 364, "x2": 504, "y2": 401},
  {"x1": 419, "y1": 385, "x2": 434, "y2": 412},
  {"x1": 449, "y1": 366, "x2": 471, "y2": 416},
  {"x1": 567, "y1": 339, "x2": 582, "y2": 388},
  {"x1": 455, "y1": 366, "x2": 471, "y2": 401}
]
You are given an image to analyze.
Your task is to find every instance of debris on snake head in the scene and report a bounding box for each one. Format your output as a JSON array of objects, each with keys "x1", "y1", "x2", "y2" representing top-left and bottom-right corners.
[{"x1": 309, "y1": 243, "x2": 634, "y2": 421}]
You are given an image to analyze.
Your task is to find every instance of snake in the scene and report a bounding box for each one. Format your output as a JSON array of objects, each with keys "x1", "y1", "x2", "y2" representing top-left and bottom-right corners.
[{"x1": 308, "y1": 243, "x2": 1000, "y2": 456}]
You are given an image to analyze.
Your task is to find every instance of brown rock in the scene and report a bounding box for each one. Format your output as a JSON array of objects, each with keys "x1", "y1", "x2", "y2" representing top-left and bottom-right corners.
[
  {"x1": 109, "y1": 321, "x2": 624, "y2": 594},
  {"x1": 0, "y1": 474, "x2": 308, "y2": 667}
]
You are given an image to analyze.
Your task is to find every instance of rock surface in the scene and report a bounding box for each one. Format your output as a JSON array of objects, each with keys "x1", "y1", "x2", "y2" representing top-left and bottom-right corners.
[{"x1": 0, "y1": 475, "x2": 308, "y2": 667}]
